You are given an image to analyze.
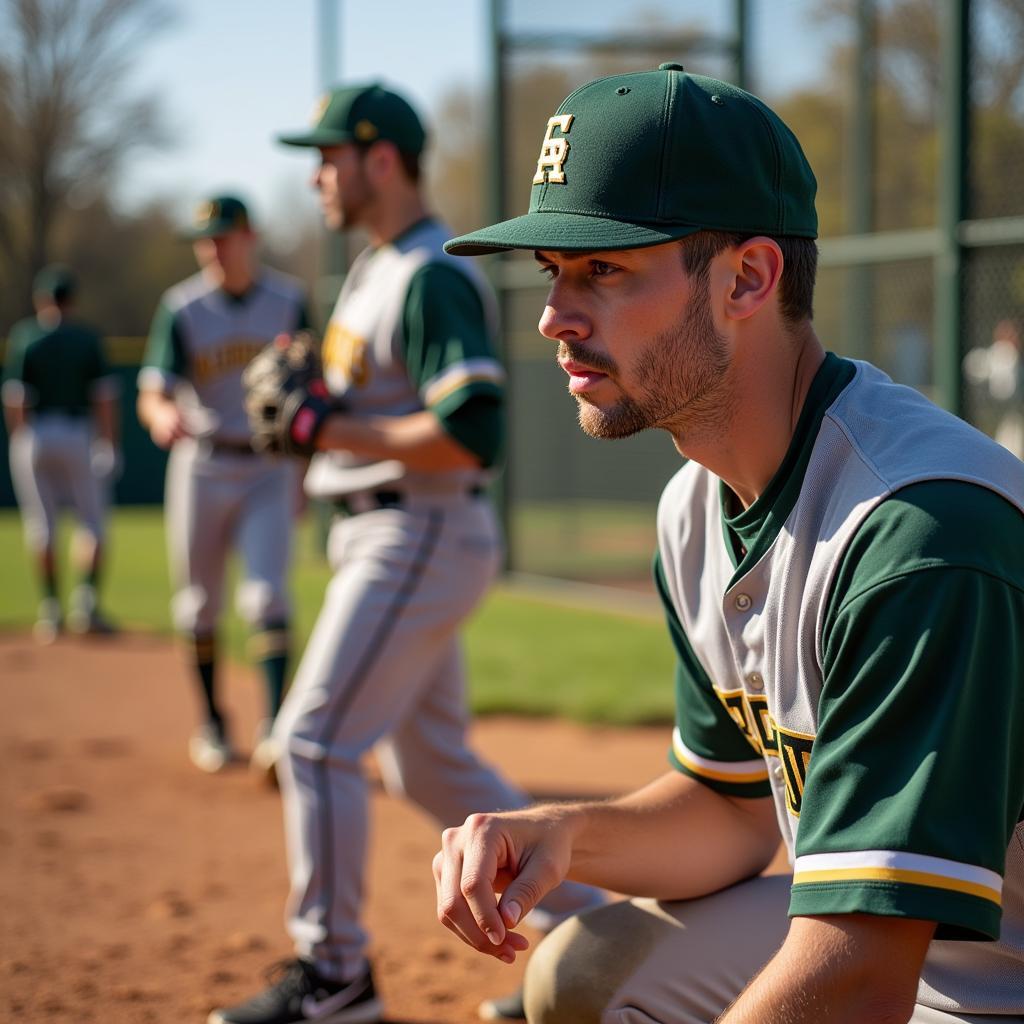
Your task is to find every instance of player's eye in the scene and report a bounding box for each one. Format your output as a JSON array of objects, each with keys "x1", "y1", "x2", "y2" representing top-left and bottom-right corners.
[{"x1": 590, "y1": 260, "x2": 617, "y2": 277}]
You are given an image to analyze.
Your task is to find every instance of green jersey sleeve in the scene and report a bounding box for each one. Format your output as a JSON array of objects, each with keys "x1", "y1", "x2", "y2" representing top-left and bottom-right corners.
[
  {"x1": 3, "y1": 321, "x2": 29, "y2": 380},
  {"x1": 1, "y1": 321, "x2": 33, "y2": 404},
  {"x1": 139, "y1": 300, "x2": 188, "y2": 390},
  {"x1": 401, "y1": 262, "x2": 505, "y2": 466},
  {"x1": 655, "y1": 551, "x2": 773, "y2": 798},
  {"x1": 792, "y1": 481, "x2": 1024, "y2": 941}
]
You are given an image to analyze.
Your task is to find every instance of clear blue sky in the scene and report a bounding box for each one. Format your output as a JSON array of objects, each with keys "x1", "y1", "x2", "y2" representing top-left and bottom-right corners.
[{"x1": 117, "y1": 0, "x2": 831, "y2": 245}]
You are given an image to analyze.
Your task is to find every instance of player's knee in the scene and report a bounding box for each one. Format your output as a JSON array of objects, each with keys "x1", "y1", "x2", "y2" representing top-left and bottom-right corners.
[
  {"x1": 236, "y1": 578, "x2": 287, "y2": 626},
  {"x1": 73, "y1": 520, "x2": 104, "y2": 547},
  {"x1": 524, "y1": 905, "x2": 633, "y2": 1024},
  {"x1": 23, "y1": 518, "x2": 52, "y2": 552},
  {"x1": 171, "y1": 585, "x2": 214, "y2": 634}
]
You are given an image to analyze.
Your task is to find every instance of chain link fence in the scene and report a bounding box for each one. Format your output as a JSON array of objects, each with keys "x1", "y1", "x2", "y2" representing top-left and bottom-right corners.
[{"x1": 493, "y1": 0, "x2": 1024, "y2": 588}]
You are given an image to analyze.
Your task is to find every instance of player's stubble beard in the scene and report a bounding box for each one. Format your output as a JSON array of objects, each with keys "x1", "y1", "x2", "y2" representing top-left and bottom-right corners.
[
  {"x1": 325, "y1": 154, "x2": 375, "y2": 232},
  {"x1": 563, "y1": 272, "x2": 736, "y2": 445}
]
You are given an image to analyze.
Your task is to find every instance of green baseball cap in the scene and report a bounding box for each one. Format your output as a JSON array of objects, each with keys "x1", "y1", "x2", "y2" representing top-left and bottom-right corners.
[
  {"x1": 33, "y1": 264, "x2": 76, "y2": 302},
  {"x1": 185, "y1": 195, "x2": 252, "y2": 239},
  {"x1": 444, "y1": 64, "x2": 817, "y2": 256},
  {"x1": 278, "y1": 83, "x2": 426, "y2": 154}
]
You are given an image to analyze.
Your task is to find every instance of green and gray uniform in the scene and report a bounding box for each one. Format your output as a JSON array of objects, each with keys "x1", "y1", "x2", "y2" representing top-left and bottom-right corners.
[
  {"x1": 273, "y1": 217, "x2": 602, "y2": 982},
  {"x1": 657, "y1": 355, "x2": 1024, "y2": 1015},
  {"x1": 3, "y1": 315, "x2": 118, "y2": 549},
  {"x1": 139, "y1": 269, "x2": 309, "y2": 641}
]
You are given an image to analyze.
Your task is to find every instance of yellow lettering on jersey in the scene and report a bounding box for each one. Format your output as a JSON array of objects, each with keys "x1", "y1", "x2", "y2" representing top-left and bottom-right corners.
[
  {"x1": 747, "y1": 694, "x2": 779, "y2": 758},
  {"x1": 193, "y1": 340, "x2": 266, "y2": 385},
  {"x1": 712, "y1": 685, "x2": 812, "y2": 812},
  {"x1": 533, "y1": 114, "x2": 574, "y2": 185},
  {"x1": 713, "y1": 687, "x2": 761, "y2": 754},
  {"x1": 322, "y1": 322, "x2": 370, "y2": 388},
  {"x1": 777, "y1": 726, "x2": 815, "y2": 817}
]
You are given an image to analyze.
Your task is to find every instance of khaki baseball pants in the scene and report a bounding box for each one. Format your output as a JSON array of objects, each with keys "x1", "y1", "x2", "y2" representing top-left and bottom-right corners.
[{"x1": 524, "y1": 874, "x2": 1021, "y2": 1023}]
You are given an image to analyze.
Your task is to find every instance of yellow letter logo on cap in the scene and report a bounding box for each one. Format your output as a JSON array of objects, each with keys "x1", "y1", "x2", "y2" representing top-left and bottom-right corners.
[
  {"x1": 354, "y1": 119, "x2": 378, "y2": 141},
  {"x1": 311, "y1": 94, "x2": 330, "y2": 126},
  {"x1": 533, "y1": 114, "x2": 574, "y2": 185}
]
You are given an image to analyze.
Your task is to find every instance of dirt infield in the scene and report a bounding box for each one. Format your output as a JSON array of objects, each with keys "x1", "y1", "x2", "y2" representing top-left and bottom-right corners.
[{"x1": 1, "y1": 631, "x2": 670, "y2": 1023}]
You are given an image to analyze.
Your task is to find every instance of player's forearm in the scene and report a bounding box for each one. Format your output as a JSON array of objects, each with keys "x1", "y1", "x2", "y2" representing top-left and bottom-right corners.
[
  {"x1": 316, "y1": 409, "x2": 480, "y2": 472},
  {"x1": 3, "y1": 400, "x2": 27, "y2": 434},
  {"x1": 92, "y1": 394, "x2": 119, "y2": 446},
  {"x1": 718, "y1": 915, "x2": 935, "y2": 1024},
  {"x1": 566, "y1": 771, "x2": 779, "y2": 898},
  {"x1": 136, "y1": 388, "x2": 172, "y2": 430}
]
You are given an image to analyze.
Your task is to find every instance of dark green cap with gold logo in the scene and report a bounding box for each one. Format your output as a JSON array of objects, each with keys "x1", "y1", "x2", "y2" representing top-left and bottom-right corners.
[
  {"x1": 33, "y1": 264, "x2": 77, "y2": 302},
  {"x1": 445, "y1": 64, "x2": 817, "y2": 256},
  {"x1": 278, "y1": 83, "x2": 426, "y2": 154},
  {"x1": 185, "y1": 195, "x2": 252, "y2": 239}
]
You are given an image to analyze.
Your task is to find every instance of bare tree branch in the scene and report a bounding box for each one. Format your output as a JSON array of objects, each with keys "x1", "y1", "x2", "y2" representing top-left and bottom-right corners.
[{"x1": 0, "y1": 0, "x2": 174, "y2": 310}]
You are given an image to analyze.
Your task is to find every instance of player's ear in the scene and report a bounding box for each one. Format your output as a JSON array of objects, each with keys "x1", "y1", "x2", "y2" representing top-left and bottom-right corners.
[
  {"x1": 364, "y1": 140, "x2": 400, "y2": 184},
  {"x1": 722, "y1": 237, "x2": 783, "y2": 322}
]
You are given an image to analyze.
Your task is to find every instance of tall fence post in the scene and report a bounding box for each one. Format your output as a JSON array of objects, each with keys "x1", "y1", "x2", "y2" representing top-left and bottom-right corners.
[
  {"x1": 843, "y1": 0, "x2": 876, "y2": 363},
  {"x1": 488, "y1": 0, "x2": 513, "y2": 571},
  {"x1": 934, "y1": 0, "x2": 970, "y2": 415}
]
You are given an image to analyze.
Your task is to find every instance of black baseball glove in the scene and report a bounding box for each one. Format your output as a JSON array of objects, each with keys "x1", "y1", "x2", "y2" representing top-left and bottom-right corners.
[{"x1": 242, "y1": 332, "x2": 338, "y2": 457}]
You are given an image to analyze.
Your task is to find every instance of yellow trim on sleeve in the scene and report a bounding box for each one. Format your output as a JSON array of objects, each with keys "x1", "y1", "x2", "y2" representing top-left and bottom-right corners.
[
  {"x1": 426, "y1": 370, "x2": 503, "y2": 409},
  {"x1": 793, "y1": 867, "x2": 1002, "y2": 905},
  {"x1": 676, "y1": 756, "x2": 770, "y2": 784}
]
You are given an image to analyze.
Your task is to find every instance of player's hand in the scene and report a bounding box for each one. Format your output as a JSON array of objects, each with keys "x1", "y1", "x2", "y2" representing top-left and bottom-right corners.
[
  {"x1": 433, "y1": 806, "x2": 574, "y2": 962},
  {"x1": 148, "y1": 404, "x2": 189, "y2": 448}
]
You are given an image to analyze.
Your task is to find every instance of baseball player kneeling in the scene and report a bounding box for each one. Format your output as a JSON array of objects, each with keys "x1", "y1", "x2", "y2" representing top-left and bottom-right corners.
[{"x1": 433, "y1": 65, "x2": 1024, "y2": 1024}]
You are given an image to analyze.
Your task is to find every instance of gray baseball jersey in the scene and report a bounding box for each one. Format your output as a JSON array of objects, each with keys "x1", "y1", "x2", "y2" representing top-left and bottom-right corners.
[
  {"x1": 303, "y1": 218, "x2": 503, "y2": 498},
  {"x1": 140, "y1": 269, "x2": 310, "y2": 635},
  {"x1": 657, "y1": 355, "x2": 1024, "y2": 1014},
  {"x1": 273, "y1": 216, "x2": 602, "y2": 982}
]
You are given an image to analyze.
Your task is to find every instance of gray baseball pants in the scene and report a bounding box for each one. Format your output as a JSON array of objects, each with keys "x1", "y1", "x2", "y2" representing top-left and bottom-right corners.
[
  {"x1": 9, "y1": 414, "x2": 106, "y2": 550},
  {"x1": 164, "y1": 439, "x2": 295, "y2": 634},
  {"x1": 273, "y1": 492, "x2": 602, "y2": 982},
  {"x1": 524, "y1": 875, "x2": 1022, "y2": 1023}
]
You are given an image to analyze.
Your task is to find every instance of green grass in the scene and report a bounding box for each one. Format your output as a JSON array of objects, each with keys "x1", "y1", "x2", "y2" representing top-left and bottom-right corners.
[
  {"x1": 0, "y1": 508, "x2": 675, "y2": 724},
  {"x1": 510, "y1": 500, "x2": 658, "y2": 581}
]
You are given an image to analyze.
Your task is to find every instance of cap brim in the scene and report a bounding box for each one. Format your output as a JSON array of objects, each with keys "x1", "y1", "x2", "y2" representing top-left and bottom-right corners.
[
  {"x1": 179, "y1": 222, "x2": 244, "y2": 241},
  {"x1": 181, "y1": 226, "x2": 221, "y2": 240},
  {"x1": 277, "y1": 129, "x2": 355, "y2": 148},
  {"x1": 443, "y1": 211, "x2": 702, "y2": 256}
]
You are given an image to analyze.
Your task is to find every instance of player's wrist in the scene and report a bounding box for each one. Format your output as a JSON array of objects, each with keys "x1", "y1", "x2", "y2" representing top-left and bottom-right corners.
[{"x1": 283, "y1": 384, "x2": 339, "y2": 457}]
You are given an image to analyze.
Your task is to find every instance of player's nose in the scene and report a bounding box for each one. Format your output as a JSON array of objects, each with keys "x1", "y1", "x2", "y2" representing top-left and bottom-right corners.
[{"x1": 538, "y1": 299, "x2": 591, "y2": 345}]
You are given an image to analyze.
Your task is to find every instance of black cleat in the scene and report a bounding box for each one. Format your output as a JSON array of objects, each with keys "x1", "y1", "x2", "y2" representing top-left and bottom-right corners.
[{"x1": 207, "y1": 958, "x2": 381, "y2": 1024}]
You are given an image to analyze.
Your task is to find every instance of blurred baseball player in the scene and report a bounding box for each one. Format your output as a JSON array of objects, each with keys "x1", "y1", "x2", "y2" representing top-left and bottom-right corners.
[
  {"x1": 137, "y1": 196, "x2": 311, "y2": 776},
  {"x1": 963, "y1": 318, "x2": 1024, "y2": 459},
  {"x1": 209, "y1": 83, "x2": 602, "y2": 1024},
  {"x1": 434, "y1": 65, "x2": 1024, "y2": 1023},
  {"x1": 3, "y1": 265, "x2": 120, "y2": 642}
]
